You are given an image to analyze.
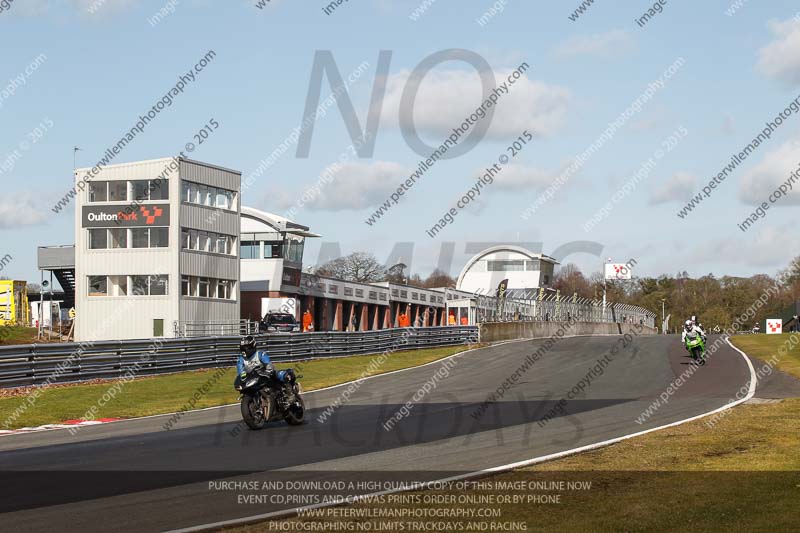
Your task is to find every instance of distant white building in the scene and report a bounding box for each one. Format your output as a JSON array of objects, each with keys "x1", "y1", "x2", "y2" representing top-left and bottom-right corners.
[{"x1": 456, "y1": 245, "x2": 558, "y2": 296}]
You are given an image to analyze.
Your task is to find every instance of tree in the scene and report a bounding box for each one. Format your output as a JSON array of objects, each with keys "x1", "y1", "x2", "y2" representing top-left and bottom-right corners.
[
  {"x1": 554, "y1": 263, "x2": 590, "y2": 299},
  {"x1": 316, "y1": 252, "x2": 386, "y2": 283},
  {"x1": 422, "y1": 269, "x2": 456, "y2": 289}
]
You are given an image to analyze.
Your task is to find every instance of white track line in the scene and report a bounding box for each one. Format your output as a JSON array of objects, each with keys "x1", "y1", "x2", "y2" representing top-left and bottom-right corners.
[{"x1": 167, "y1": 335, "x2": 758, "y2": 533}]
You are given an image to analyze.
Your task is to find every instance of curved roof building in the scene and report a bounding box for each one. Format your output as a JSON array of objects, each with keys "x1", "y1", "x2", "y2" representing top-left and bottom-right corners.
[{"x1": 456, "y1": 245, "x2": 558, "y2": 295}]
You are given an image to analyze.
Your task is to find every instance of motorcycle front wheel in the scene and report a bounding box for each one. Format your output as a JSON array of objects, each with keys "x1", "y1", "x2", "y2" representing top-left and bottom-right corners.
[
  {"x1": 241, "y1": 393, "x2": 272, "y2": 430},
  {"x1": 284, "y1": 394, "x2": 305, "y2": 426},
  {"x1": 692, "y1": 347, "x2": 706, "y2": 365}
]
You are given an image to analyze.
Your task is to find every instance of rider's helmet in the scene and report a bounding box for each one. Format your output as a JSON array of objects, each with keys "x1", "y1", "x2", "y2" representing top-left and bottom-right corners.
[
  {"x1": 239, "y1": 335, "x2": 257, "y2": 357},
  {"x1": 684, "y1": 320, "x2": 693, "y2": 332}
]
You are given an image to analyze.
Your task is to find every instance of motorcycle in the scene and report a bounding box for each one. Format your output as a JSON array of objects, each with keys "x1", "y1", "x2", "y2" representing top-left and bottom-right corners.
[
  {"x1": 234, "y1": 350, "x2": 305, "y2": 429},
  {"x1": 684, "y1": 332, "x2": 707, "y2": 365}
]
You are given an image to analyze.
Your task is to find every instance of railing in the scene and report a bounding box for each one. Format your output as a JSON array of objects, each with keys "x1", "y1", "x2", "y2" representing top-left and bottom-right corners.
[
  {"x1": 174, "y1": 320, "x2": 260, "y2": 338},
  {"x1": 0, "y1": 326, "x2": 479, "y2": 388},
  {"x1": 473, "y1": 293, "x2": 656, "y2": 328}
]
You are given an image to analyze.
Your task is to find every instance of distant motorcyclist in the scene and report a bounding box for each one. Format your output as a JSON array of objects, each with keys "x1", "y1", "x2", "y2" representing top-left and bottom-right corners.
[
  {"x1": 682, "y1": 320, "x2": 706, "y2": 348},
  {"x1": 689, "y1": 315, "x2": 707, "y2": 340}
]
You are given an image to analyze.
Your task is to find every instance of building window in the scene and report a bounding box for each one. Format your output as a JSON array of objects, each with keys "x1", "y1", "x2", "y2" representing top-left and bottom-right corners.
[
  {"x1": 109, "y1": 228, "x2": 127, "y2": 249},
  {"x1": 110, "y1": 275, "x2": 127, "y2": 296},
  {"x1": 328, "y1": 285, "x2": 338, "y2": 294},
  {"x1": 131, "y1": 275, "x2": 149, "y2": 295},
  {"x1": 153, "y1": 319, "x2": 164, "y2": 337},
  {"x1": 526, "y1": 259, "x2": 540, "y2": 271},
  {"x1": 344, "y1": 287, "x2": 353, "y2": 296},
  {"x1": 182, "y1": 228, "x2": 235, "y2": 255},
  {"x1": 379, "y1": 293, "x2": 387, "y2": 301},
  {"x1": 240, "y1": 240, "x2": 259, "y2": 259},
  {"x1": 355, "y1": 289, "x2": 364, "y2": 297},
  {"x1": 369, "y1": 291, "x2": 377, "y2": 300},
  {"x1": 198, "y1": 278, "x2": 210, "y2": 298},
  {"x1": 88, "y1": 182, "x2": 108, "y2": 202},
  {"x1": 412, "y1": 292, "x2": 419, "y2": 301},
  {"x1": 215, "y1": 235, "x2": 228, "y2": 255},
  {"x1": 487, "y1": 260, "x2": 526, "y2": 272},
  {"x1": 131, "y1": 179, "x2": 169, "y2": 202},
  {"x1": 181, "y1": 276, "x2": 191, "y2": 296},
  {"x1": 88, "y1": 276, "x2": 107, "y2": 296},
  {"x1": 149, "y1": 179, "x2": 168, "y2": 201},
  {"x1": 264, "y1": 242, "x2": 282, "y2": 258},
  {"x1": 88, "y1": 229, "x2": 107, "y2": 250},
  {"x1": 420, "y1": 294, "x2": 426, "y2": 301},
  {"x1": 131, "y1": 228, "x2": 149, "y2": 248},
  {"x1": 129, "y1": 275, "x2": 168, "y2": 296},
  {"x1": 400, "y1": 290, "x2": 408, "y2": 298},
  {"x1": 150, "y1": 227, "x2": 168, "y2": 248},
  {"x1": 150, "y1": 275, "x2": 168, "y2": 296},
  {"x1": 283, "y1": 240, "x2": 304, "y2": 263},
  {"x1": 108, "y1": 181, "x2": 128, "y2": 202},
  {"x1": 217, "y1": 280, "x2": 230, "y2": 299}
]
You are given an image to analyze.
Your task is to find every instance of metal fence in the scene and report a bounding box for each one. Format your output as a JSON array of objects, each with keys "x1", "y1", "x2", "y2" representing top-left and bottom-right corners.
[
  {"x1": 174, "y1": 320, "x2": 260, "y2": 338},
  {"x1": 0, "y1": 326, "x2": 478, "y2": 389},
  {"x1": 474, "y1": 293, "x2": 656, "y2": 328}
]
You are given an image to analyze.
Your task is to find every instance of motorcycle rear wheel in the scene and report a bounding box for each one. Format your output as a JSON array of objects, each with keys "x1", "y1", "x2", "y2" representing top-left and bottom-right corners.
[{"x1": 284, "y1": 394, "x2": 305, "y2": 426}]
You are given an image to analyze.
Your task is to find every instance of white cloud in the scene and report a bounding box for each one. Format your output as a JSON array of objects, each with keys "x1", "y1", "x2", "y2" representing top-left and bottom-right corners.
[
  {"x1": 691, "y1": 221, "x2": 800, "y2": 268},
  {"x1": 649, "y1": 172, "x2": 696, "y2": 205},
  {"x1": 739, "y1": 137, "x2": 800, "y2": 205},
  {"x1": 553, "y1": 30, "x2": 634, "y2": 59},
  {"x1": 377, "y1": 66, "x2": 571, "y2": 140},
  {"x1": 0, "y1": 193, "x2": 47, "y2": 228},
  {"x1": 279, "y1": 161, "x2": 410, "y2": 211},
  {"x1": 491, "y1": 163, "x2": 557, "y2": 191},
  {"x1": 757, "y1": 17, "x2": 800, "y2": 84}
]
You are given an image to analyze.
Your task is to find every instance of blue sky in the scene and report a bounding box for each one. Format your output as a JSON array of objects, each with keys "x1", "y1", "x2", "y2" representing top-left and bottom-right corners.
[{"x1": 2, "y1": 0, "x2": 800, "y2": 284}]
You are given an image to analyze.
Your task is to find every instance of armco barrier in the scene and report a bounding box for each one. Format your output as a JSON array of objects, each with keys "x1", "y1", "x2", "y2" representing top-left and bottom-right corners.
[
  {"x1": 478, "y1": 321, "x2": 657, "y2": 344},
  {"x1": 0, "y1": 326, "x2": 478, "y2": 388}
]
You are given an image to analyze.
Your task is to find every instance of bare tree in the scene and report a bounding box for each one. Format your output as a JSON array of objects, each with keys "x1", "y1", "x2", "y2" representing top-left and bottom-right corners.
[
  {"x1": 423, "y1": 269, "x2": 456, "y2": 289},
  {"x1": 316, "y1": 252, "x2": 387, "y2": 283}
]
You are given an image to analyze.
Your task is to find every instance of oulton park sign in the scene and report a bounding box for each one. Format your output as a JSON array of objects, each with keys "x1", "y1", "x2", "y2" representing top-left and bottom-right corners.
[{"x1": 82, "y1": 204, "x2": 170, "y2": 228}]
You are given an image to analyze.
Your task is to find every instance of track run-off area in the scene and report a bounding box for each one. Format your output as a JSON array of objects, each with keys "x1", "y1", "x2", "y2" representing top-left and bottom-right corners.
[{"x1": 0, "y1": 334, "x2": 762, "y2": 531}]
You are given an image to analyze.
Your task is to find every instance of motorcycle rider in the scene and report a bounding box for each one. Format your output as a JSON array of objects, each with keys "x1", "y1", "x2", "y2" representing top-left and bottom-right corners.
[
  {"x1": 238, "y1": 335, "x2": 289, "y2": 383},
  {"x1": 690, "y1": 315, "x2": 707, "y2": 340},
  {"x1": 681, "y1": 319, "x2": 706, "y2": 349}
]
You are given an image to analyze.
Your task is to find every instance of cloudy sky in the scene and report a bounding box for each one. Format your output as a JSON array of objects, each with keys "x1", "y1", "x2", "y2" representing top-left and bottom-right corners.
[{"x1": 1, "y1": 0, "x2": 800, "y2": 284}]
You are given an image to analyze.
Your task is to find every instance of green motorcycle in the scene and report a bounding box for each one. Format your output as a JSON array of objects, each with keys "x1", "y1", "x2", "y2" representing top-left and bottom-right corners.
[{"x1": 685, "y1": 332, "x2": 706, "y2": 365}]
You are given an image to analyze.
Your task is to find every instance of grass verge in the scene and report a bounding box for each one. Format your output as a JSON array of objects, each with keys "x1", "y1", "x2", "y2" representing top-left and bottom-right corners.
[
  {"x1": 0, "y1": 326, "x2": 44, "y2": 346},
  {"x1": 729, "y1": 332, "x2": 800, "y2": 379},
  {"x1": 0, "y1": 344, "x2": 477, "y2": 430}
]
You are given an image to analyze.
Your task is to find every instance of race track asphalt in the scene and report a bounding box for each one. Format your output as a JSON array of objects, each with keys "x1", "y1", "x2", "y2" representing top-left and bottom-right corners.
[{"x1": 0, "y1": 334, "x2": 764, "y2": 532}]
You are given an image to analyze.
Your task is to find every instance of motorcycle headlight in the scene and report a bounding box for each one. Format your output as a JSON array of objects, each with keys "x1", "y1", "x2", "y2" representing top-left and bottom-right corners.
[{"x1": 245, "y1": 377, "x2": 259, "y2": 388}]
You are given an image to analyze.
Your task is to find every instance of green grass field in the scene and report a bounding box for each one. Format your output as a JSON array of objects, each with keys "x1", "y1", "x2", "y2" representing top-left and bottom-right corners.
[
  {"x1": 0, "y1": 344, "x2": 475, "y2": 429},
  {"x1": 0, "y1": 325, "x2": 42, "y2": 346}
]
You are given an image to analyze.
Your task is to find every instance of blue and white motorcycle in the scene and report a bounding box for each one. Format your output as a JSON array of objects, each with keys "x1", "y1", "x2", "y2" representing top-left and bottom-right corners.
[{"x1": 234, "y1": 343, "x2": 305, "y2": 430}]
